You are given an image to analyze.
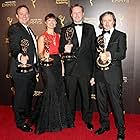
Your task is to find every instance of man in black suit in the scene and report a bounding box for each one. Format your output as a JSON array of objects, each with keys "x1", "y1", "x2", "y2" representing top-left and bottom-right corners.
[
  {"x1": 94, "y1": 11, "x2": 127, "y2": 140},
  {"x1": 59, "y1": 4, "x2": 96, "y2": 131},
  {"x1": 8, "y1": 5, "x2": 38, "y2": 132}
]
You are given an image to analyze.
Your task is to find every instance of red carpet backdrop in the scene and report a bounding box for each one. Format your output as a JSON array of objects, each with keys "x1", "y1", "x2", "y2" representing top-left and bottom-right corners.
[{"x1": 0, "y1": 0, "x2": 140, "y2": 114}]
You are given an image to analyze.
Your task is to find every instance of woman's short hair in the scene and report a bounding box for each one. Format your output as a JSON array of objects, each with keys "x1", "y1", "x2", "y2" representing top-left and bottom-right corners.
[{"x1": 45, "y1": 13, "x2": 56, "y2": 21}]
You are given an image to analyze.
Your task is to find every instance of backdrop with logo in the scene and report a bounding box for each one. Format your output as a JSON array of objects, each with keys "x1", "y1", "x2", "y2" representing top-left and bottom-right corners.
[{"x1": 0, "y1": 0, "x2": 140, "y2": 114}]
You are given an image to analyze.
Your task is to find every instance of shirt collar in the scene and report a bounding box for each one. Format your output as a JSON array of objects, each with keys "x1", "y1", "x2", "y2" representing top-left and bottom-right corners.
[
  {"x1": 22, "y1": 23, "x2": 28, "y2": 29},
  {"x1": 109, "y1": 27, "x2": 114, "y2": 35}
]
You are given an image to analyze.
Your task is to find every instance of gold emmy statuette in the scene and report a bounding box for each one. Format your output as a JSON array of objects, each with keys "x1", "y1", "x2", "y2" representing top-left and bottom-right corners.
[
  {"x1": 96, "y1": 34, "x2": 111, "y2": 70},
  {"x1": 7, "y1": 17, "x2": 13, "y2": 26},
  {"x1": 31, "y1": 0, "x2": 36, "y2": 8},
  {"x1": 58, "y1": 15, "x2": 65, "y2": 27},
  {"x1": 40, "y1": 37, "x2": 54, "y2": 67},
  {"x1": 5, "y1": 37, "x2": 9, "y2": 44},
  {"x1": 62, "y1": 27, "x2": 76, "y2": 61},
  {"x1": 68, "y1": 0, "x2": 70, "y2": 7},
  {"x1": 118, "y1": 14, "x2": 124, "y2": 26},
  {"x1": 89, "y1": 0, "x2": 94, "y2": 6},
  {"x1": 33, "y1": 90, "x2": 43, "y2": 96},
  {"x1": 17, "y1": 39, "x2": 33, "y2": 73}
]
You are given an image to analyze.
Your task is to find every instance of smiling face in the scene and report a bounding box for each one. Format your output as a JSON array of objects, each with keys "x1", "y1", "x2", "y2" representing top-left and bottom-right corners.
[
  {"x1": 101, "y1": 14, "x2": 115, "y2": 31},
  {"x1": 71, "y1": 6, "x2": 84, "y2": 24},
  {"x1": 16, "y1": 7, "x2": 30, "y2": 25},
  {"x1": 45, "y1": 18, "x2": 57, "y2": 30}
]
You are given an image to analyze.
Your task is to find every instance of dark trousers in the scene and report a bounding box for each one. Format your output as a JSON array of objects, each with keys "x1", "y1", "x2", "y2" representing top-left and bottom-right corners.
[
  {"x1": 13, "y1": 71, "x2": 36, "y2": 126},
  {"x1": 65, "y1": 75, "x2": 93, "y2": 124},
  {"x1": 96, "y1": 81, "x2": 125, "y2": 131}
]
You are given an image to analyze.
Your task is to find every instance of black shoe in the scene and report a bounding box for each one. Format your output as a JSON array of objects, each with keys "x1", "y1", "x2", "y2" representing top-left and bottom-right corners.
[
  {"x1": 117, "y1": 128, "x2": 125, "y2": 140},
  {"x1": 86, "y1": 123, "x2": 94, "y2": 131},
  {"x1": 95, "y1": 127, "x2": 110, "y2": 135},
  {"x1": 117, "y1": 132, "x2": 125, "y2": 140},
  {"x1": 17, "y1": 123, "x2": 33, "y2": 132}
]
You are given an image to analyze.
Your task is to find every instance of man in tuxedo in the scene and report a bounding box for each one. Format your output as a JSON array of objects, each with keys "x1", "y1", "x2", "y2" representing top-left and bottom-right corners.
[
  {"x1": 8, "y1": 5, "x2": 38, "y2": 132},
  {"x1": 59, "y1": 4, "x2": 96, "y2": 131},
  {"x1": 94, "y1": 11, "x2": 127, "y2": 140}
]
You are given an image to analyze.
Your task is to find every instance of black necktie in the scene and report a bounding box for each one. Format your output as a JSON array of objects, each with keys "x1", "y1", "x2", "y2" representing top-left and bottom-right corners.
[
  {"x1": 27, "y1": 26, "x2": 31, "y2": 35},
  {"x1": 102, "y1": 30, "x2": 110, "y2": 34}
]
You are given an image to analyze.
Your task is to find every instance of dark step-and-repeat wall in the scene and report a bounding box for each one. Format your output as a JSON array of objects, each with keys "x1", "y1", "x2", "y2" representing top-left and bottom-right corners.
[{"x1": 0, "y1": 0, "x2": 140, "y2": 114}]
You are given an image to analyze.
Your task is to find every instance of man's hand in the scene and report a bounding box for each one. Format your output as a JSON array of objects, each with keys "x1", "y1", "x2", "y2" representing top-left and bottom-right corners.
[
  {"x1": 105, "y1": 51, "x2": 111, "y2": 60},
  {"x1": 64, "y1": 44, "x2": 73, "y2": 53},
  {"x1": 100, "y1": 51, "x2": 111, "y2": 64},
  {"x1": 20, "y1": 55, "x2": 29, "y2": 65},
  {"x1": 90, "y1": 78, "x2": 95, "y2": 86},
  {"x1": 44, "y1": 51, "x2": 50, "y2": 59}
]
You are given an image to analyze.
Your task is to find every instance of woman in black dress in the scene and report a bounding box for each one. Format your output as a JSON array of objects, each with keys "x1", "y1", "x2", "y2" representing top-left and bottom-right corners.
[{"x1": 33, "y1": 13, "x2": 74, "y2": 134}]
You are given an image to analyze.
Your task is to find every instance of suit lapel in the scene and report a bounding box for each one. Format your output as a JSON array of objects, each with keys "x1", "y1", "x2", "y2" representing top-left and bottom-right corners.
[
  {"x1": 106, "y1": 29, "x2": 117, "y2": 50},
  {"x1": 80, "y1": 23, "x2": 86, "y2": 48},
  {"x1": 17, "y1": 22, "x2": 38, "y2": 62},
  {"x1": 18, "y1": 22, "x2": 36, "y2": 45},
  {"x1": 77, "y1": 23, "x2": 88, "y2": 53},
  {"x1": 17, "y1": 22, "x2": 29, "y2": 36},
  {"x1": 70, "y1": 23, "x2": 79, "y2": 51},
  {"x1": 70, "y1": 23, "x2": 87, "y2": 54},
  {"x1": 73, "y1": 23, "x2": 87, "y2": 58}
]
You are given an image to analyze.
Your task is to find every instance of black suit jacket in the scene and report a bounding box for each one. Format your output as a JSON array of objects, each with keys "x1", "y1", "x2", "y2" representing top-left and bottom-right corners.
[
  {"x1": 59, "y1": 22, "x2": 96, "y2": 77},
  {"x1": 8, "y1": 22, "x2": 37, "y2": 75},
  {"x1": 96, "y1": 29, "x2": 127, "y2": 84}
]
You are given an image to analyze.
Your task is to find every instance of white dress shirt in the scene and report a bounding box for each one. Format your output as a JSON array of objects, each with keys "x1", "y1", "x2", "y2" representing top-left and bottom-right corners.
[
  {"x1": 74, "y1": 22, "x2": 83, "y2": 47},
  {"x1": 103, "y1": 28, "x2": 114, "y2": 61},
  {"x1": 103, "y1": 28, "x2": 114, "y2": 49}
]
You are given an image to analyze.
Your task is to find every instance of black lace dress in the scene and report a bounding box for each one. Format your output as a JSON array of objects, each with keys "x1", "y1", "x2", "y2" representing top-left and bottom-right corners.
[{"x1": 34, "y1": 54, "x2": 74, "y2": 134}]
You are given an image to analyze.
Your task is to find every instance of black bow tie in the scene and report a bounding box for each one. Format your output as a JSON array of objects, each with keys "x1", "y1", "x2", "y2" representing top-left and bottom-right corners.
[
  {"x1": 73, "y1": 23, "x2": 83, "y2": 26},
  {"x1": 102, "y1": 30, "x2": 110, "y2": 34}
]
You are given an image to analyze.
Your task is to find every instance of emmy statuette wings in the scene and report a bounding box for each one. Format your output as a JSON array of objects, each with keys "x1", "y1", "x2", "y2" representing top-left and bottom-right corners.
[
  {"x1": 62, "y1": 27, "x2": 77, "y2": 61},
  {"x1": 96, "y1": 34, "x2": 111, "y2": 70},
  {"x1": 17, "y1": 39, "x2": 33, "y2": 73}
]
